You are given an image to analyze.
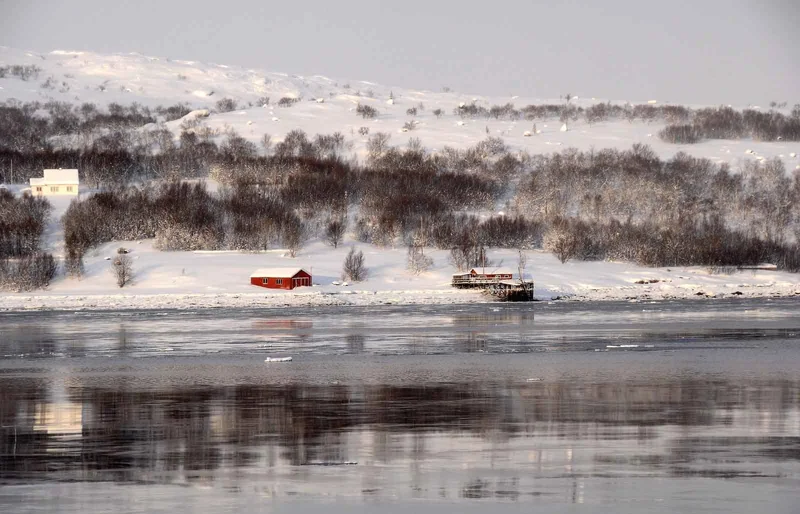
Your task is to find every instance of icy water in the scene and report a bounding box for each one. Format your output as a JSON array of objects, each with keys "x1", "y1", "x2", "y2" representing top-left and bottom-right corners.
[{"x1": 0, "y1": 299, "x2": 799, "y2": 513}]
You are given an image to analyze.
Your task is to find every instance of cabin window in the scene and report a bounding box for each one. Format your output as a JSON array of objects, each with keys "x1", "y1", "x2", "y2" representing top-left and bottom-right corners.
[
  {"x1": 262, "y1": 278, "x2": 268, "y2": 285},
  {"x1": 66, "y1": 186, "x2": 74, "y2": 192},
  {"x1": 36, "y1": 187, "x2": 42, "y2": 192},
  {"x1": 276, "y1": 279, "x2": 283, "y2": 285},
  {"x1": 50, "y1": 186, "x2": 59, "y2": 193}
]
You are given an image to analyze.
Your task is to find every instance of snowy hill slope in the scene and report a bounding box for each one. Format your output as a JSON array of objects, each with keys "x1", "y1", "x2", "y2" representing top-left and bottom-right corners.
[{"x1": 2, "y1": 47, "x2": 798, "y2": 168}]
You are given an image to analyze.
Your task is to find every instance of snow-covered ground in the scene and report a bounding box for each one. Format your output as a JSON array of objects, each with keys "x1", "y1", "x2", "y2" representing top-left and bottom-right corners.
[
  {"x1": 2, "y1": 48, "x2": 799, "y2": 311},
  {"x1": 2, "y1": 47, "x2": 798, "y2": 169},
  {"x1": 2, "y1": 234, "x2": 798, "y2": 311},
  {"x1": 1, "y1": 196, "x2": 798, "y2": 312}
]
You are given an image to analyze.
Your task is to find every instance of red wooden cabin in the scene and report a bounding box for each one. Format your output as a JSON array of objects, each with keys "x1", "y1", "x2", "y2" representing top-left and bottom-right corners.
[{"x1": 250, "y1": 268, "x2": 312, "y2": 290}]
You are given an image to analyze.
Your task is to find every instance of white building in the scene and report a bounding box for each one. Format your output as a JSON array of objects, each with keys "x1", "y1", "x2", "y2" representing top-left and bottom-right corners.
[{"x1": 30, "y1": 169, "x2": 80, "y2": 196}]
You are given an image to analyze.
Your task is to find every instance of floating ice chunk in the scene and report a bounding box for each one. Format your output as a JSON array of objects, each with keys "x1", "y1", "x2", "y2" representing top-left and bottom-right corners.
[
  {"x1": 523, "y1": 130, "x2": 532, "y2": 137},
  {"x1": 560, "y1": 123, "x2": 568, "y2": 132},
  {"x1": 386, "y1": 98, "x2": 394, "y2": 105},
  {"x1": 745, "y1": 149, "x2": 754, "y2": 155},
  {"x1": 272, "y1": 117, "x2": 279, "y2": 121},
  {"x1": 315, "y1": 97, "x2": 325, "y2": 103},
  {"x1": 790, "y1": 153, "x2": 797, "y2": 158},
  {"x1": 526, "y1": 378, "x2": 543, "y2": 382},
  {"x1": 647, "y1": 100, "x2": 658, "y2": 104},
  {"x1": 265, "y1": 356, "x2": 292, "y2": 363}
]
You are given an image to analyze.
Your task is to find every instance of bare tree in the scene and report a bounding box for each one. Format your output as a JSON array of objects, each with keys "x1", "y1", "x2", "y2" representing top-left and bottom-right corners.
[
  {"x1": 325, "y1": 218, "x2": 346, "y2": 248},
  {"x1": 517, "y1": 249, "x2": 533, "y2": 296},
  {"x1": 543, "y1": 225, "x2": 579, "y2": 264},
  {"x1": 112, "y1": 249, "x2": 133, "y2": 287},
  {"x1": 342, "y1": 246, "x2": 367, "y2": 281},
  {"x1": 284, "y1": 220, "x2": 305, "y2": 258},
  {"x1": 366, "y1": 132, "x2": 391, "y2": 160},
  {"x1": 65, "y1": 248, "x2": 84, "y2": 278},
  {"x1": 407, "y1": 245, "x2": 433, "y2": 275},
  {"x1": 260, "y1": 133, "x2": 272, "y2": 154}
]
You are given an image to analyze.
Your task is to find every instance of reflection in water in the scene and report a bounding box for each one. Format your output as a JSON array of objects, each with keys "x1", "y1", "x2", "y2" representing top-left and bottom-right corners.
[
  {"x1": 2, "y1": 376, "x2": 798, "y2": 502},
  {"x1": 2, "y1": 301, "x2": 800, "y2": 512}
]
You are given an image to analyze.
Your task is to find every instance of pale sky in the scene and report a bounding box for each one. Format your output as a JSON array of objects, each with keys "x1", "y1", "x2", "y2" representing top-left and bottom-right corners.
[{"x1": 2, "y1": 0, "x2": 797, "y2": 104}]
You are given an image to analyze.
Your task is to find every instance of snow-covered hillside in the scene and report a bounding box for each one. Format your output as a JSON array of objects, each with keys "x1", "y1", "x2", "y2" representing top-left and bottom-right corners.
[
  {"x1": 2, "y1": 47, "x2": 798, "y2": 168},
  {"x1": 2, "y1": 47, "x2": 799, "y2": 310},
  {"x1": 0, "y1": 194, "x2": 797, "y2": 312}
]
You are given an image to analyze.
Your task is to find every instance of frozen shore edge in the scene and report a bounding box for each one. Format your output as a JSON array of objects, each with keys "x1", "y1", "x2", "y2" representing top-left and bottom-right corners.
[{"x1": 1, "y1": 284, "x2": 799, "y2": 313}]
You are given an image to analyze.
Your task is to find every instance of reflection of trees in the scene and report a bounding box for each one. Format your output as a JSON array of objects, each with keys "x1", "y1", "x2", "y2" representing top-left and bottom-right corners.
[
  {"x1": 346, "y1": 334, "x2": 365, "y2": 353},
  {"x1": 1, "y1": 378, "x2": 797, "y2": 483},
  {"x1": 0, "y1": 325, "x2": 59, "y2": 358}
]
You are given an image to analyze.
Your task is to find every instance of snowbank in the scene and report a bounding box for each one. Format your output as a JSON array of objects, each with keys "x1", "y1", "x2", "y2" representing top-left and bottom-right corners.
[{"x1": 1, "y1": 236, "x2": 798, "y2": 312}]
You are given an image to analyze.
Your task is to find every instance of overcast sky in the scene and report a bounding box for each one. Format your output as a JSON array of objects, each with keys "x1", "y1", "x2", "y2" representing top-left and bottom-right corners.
[{"x1": 2, "y1": 0, "x2": 797, "y2": 104}]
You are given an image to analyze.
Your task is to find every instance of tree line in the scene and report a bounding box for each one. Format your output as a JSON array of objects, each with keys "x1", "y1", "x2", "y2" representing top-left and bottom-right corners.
[{"x1": 0, "y1": 190, "x2": 57, "y2": 291}]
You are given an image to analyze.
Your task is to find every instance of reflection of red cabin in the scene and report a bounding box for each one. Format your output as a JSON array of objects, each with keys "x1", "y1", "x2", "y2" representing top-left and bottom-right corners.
[{"x1": 250, "y1": 268, "x2": 312, "y2": 290}]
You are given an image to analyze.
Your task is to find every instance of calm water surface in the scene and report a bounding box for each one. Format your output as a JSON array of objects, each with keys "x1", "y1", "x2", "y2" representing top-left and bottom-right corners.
[{"x1": 0, "y1": 299, "x2": 798, "y2": 513}]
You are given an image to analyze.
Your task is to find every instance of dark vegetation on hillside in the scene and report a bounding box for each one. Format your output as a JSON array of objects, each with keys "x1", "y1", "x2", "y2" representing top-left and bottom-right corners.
[
  {"x1": 0, "y1": 190, "x2": 57, "y2": 291},
  {"x1": 0, "y1": 100, "x2": 799, "y2": 285}
]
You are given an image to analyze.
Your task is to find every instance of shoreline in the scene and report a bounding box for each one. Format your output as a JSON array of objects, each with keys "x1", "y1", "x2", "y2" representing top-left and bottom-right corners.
[{"x1": 2, "y1": 282, "x2": 798, "y2": 313}]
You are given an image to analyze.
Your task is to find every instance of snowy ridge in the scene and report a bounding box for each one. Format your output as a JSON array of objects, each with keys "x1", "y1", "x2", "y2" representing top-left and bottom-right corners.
[{"x1": 1, "y1": 47, "x2": 797, "y2": 166}]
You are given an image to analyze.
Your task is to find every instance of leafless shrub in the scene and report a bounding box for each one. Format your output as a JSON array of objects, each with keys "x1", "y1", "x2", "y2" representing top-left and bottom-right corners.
[
  {"x1": 543, "y1": 223, "x2": 580, "y2": 264},
  {"x1": 407, "y1": 245, "x2": 433, "y2": 274},
  {"x1": 432, "y1": 108, "x2": 443, "y2": 118},
  {"x1": 342, "y1": 246, "x2": 367, "y2": 281},
  {"x1": 659, "y1": 124, "x2": 702, "y2": 144},
  {"x1": 366, "y1": 132, "x2": 391, "y2": 159},
  {"x1": 112, "y1": 251, "x2": 133, "y2": 287},
  {"x1": 356, "y1": 103, "x2": 378, "y2": 119},
  {"x1": 0, "y1": 253, "x2": 58, "y2": 291},
  {"x1": 406, "y1": 107, "x2": 418, "y2": 116},
  {"x1": 283, "y1": 218, "x2": 305, "y2": 257},
  {"x1": 215, "y1": 98, "x2": 238, "y2": 113},
  {"x1": 325, "y1": 218, "x2": 346, "y2": 248},
  {"x1": 358, "y1": 126, "x2": 370, "y2": 136},
  {"x1": 260, "y1": 133, "x2": 272, "y2": 154},
  {"x1": 278, "y1": 97, "x2": 299, "y2": 107},
  {"x1": 64, "y1": 247, "x2": 84, "y2": 278}
]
